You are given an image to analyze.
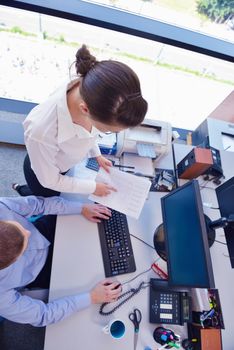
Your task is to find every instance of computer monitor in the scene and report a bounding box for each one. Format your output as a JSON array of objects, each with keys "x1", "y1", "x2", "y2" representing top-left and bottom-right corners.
[
  {"x1": 161, "y1": 180, "x2": 215, "y2": 288},
  {"x1": 216, "y1": 176, "x2": 234, "y2": 268}
]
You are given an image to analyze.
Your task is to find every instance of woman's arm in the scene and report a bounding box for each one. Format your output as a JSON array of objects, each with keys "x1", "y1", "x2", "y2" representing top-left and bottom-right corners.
[{"x1": 27, "y1": 138, "x2": 96, "y2": 194}]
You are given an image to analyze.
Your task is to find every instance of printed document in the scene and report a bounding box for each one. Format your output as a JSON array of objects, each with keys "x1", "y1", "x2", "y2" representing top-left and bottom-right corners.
[{"x1": 89, "y1": 167, "x2": 151, "y2": 219}]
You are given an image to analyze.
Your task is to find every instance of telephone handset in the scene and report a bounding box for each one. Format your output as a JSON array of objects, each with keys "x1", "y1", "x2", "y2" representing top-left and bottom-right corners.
[{"x1": 149, "y1": 278, "x2": 192, "y2": 325}]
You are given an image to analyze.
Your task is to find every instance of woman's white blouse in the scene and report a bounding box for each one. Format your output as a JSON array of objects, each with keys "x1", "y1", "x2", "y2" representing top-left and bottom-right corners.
[{"x1": 23, "y1": 80, "x2": 101, "y2": 194}]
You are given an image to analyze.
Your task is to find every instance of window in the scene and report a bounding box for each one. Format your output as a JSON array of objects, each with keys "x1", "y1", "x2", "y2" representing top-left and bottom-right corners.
[
  {"x1": 0, "y1": 3, "x2": 233, "y2": 129},
  {"x1": 85, "y1": 0, "x2": 234, "y2": 44}
]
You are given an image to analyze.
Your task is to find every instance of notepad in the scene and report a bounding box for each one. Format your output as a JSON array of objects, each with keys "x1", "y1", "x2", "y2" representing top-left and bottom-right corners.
[{"x1": 89, "y1": 167, "x2": 151, "y2": 219}]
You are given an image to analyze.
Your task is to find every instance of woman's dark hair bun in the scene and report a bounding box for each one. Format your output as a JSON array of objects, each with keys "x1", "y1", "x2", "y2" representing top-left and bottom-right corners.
[{"x1": 75, "y1": 44, "x2": 97, "y2": 76}]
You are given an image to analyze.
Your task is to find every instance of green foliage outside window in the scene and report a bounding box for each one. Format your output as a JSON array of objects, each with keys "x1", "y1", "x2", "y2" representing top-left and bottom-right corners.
[{"x1": 197, "y1": 0, "x2": 234, "y2": 23}]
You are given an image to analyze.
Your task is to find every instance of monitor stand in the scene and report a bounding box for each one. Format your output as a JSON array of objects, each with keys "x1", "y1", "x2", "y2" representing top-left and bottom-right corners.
[
  {"x1": 204, "y1": 215, "x2": 216, "y2": 247},
  {"x1": 153, "y1": 223, "x2": 167, "y2": 261},
  {"x1": 153, "y1": 215, "x2": 216, "y2": 261}
]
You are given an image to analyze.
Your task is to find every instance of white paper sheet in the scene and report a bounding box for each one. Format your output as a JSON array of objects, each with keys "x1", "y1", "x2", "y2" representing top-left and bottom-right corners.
[
  {"x1": 122, "y1": 153, "x2": 154, "y2": 176},
  {"x1": 89, "y1": 167, "x2": 151, "y2": 219}
]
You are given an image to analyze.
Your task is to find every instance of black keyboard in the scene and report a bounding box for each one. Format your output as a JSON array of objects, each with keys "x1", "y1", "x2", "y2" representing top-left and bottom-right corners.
[
  {"x1": 98, "y1": 210, "x2": 136, "y2": 277},
  {"x1": 86, "y1": 157, "x2": 100, "y2": 171}
]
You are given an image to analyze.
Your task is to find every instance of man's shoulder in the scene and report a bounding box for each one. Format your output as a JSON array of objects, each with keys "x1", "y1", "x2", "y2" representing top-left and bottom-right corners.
[
  {"x1": 0, "y1": 265, "x2": 14, "y2": 294},
  {"x1": 0, "y1": 197, "x2": 11, "y2": 210}
]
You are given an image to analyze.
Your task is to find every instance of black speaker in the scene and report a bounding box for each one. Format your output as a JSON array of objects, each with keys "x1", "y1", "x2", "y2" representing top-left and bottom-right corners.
[{"x1": 204, "y1": 147, "x2": 223, "y2": 179}]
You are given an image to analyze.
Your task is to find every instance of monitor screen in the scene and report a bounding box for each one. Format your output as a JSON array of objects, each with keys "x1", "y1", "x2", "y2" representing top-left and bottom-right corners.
[
  {"x1": 161, "y1": 180, "x2": 215, "y2": 288},
  {"x1": 216, "y1": 176, "x2": 234, "y2": 268}
]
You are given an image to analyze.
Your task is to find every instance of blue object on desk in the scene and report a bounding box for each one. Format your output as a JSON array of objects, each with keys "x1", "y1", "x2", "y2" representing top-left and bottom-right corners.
[
  {"x1": 86, "y1": 157, "x2": 116, "y2": 171},
  {"x1": 98, "y1": 132, "x2": 117, "y2": 155},
  {"x1": 86, "y1": 158, "x2": 100, "y2": 171},
  {"x1": 28, "y1": 215, "x2": 43, "y2": 223},
  {"x1": 99, "y1": 143, "x2": 117, "y2": 155}
]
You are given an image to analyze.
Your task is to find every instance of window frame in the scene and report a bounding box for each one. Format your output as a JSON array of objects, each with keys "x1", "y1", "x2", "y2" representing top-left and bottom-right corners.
[{"x1": 1, "y1": 0, "x2": 233, "y2": 63}]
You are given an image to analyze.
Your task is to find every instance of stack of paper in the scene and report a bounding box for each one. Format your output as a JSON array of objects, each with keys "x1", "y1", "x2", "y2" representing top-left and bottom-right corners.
[
  {"x1": 89, "y1": 167, "x2": 151, "y2": 219},
  {"x1": 123, "y1": 153, "x2": 154, "y2": 177}
]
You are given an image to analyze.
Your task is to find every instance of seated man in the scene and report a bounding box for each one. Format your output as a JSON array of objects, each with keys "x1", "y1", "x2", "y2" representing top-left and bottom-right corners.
[{"x1": 0, "y1": 195, "x2": 121, "y2": 327}]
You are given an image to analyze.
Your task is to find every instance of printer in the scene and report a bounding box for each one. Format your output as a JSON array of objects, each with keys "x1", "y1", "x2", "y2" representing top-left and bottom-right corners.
[{"x1": 115, "y1": 119, "x2": 172, "y2": 159}]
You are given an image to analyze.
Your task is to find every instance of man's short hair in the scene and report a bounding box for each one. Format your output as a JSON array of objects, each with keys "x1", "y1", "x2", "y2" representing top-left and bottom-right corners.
[{"x1": 0, "y1": 221, "x2": 24, "y2": 269}]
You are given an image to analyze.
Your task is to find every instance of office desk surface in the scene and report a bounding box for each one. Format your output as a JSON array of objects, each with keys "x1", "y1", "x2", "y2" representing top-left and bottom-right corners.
[
  {"x1": 44, "y1": 146, "x2": 234, "y2": 350},
  {"x1": 44, "y1": 153, "x2": 180, "y2": 350},
  {"x1": 44, "y1": 189, "x2": 181, "y2": 350}
]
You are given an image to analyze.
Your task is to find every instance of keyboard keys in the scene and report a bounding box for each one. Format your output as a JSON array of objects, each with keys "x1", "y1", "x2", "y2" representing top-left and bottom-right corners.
[
  {"x1": 98, "y1": 210, "x2": 136, "y2": 277},
  {"x1": 86, "y1": 158, "x2": 100, "y2": 171}
]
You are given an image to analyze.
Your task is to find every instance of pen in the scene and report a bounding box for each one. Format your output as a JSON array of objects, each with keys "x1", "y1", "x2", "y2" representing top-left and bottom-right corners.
[
  {"x1": 113, "y1": 165, "x2": 135, "y2": 169},
  {"x1": 157, "y1": 344, "x2": 168, "y2": 350},
  {"x1": 124, "y1": 170, "x2": 154, "y2": 179}
]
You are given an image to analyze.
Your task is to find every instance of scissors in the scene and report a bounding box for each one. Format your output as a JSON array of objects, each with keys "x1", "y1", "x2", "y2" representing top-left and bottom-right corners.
[{"x1": 129, "y1": 308, "x2": 142, "y2": 350}]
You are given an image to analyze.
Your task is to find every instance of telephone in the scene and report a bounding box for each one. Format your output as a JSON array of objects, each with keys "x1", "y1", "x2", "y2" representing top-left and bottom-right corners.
[{"x1": 149, "y1": 278, "x2": 192, "y2": 325}]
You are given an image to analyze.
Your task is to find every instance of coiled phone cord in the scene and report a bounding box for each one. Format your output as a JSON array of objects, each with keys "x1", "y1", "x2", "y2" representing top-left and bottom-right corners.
[{"x1": 99, "y1": 281, "x2": 150, "y2": 316}]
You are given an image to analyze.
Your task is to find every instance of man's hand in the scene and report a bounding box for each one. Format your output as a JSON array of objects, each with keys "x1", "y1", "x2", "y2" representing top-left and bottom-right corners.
[
  {"x1": 96, "y1": 155, "x2": 112, "y2": 173},
  {"x1": 90, "y1": 280, "x2": 122, "y2": 304},
  {"x1": 81, "y1": 203, "x2": 111, "y2": 223},
  {"x1": 93, "y1": 183, "x2": 117, "y2": 197}
]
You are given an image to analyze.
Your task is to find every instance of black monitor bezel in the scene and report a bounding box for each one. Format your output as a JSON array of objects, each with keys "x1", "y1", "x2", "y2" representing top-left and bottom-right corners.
[
  {"x1": 215, "y1": 176, "x2": 234, "y2": 268},
  {"x1": 215, "y1": 176, "x2": 234, "y2": 209},
  {"x1": 161, "y1": 179, "x2": 215, "y2": 288}
]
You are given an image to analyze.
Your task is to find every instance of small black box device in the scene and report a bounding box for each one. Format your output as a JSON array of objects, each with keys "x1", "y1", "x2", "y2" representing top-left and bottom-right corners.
[{"x1": 204, "y1": 147, "x2": 223, "y2": 179}]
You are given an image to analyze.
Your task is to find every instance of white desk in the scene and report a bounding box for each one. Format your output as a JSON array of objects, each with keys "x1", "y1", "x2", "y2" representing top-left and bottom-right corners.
[{"x1": 44, "y1": 145, "x2": 234, "y2": 350}]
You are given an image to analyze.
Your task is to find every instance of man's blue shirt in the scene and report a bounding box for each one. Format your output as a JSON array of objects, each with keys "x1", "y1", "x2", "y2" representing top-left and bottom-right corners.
[{"x1": 0, "y1": 196, "x2": 91, "y2": 326}]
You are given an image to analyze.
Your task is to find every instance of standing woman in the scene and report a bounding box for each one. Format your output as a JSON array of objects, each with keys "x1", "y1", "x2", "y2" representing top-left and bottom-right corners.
[{"x1": 14, "y1": 44, "x2": 148, "y2": 198}]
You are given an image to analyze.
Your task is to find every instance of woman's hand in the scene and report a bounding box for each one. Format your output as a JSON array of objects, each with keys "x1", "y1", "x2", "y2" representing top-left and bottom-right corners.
[
  {"x1": 81, "y1": 203, "x2": 112, "y2": 223},
  {"x1": 96, "y1": 155, "x2": 112, "y2": 173},
  {"x1": 94, "y1": 182, "x2": 117, "y2": 197}
]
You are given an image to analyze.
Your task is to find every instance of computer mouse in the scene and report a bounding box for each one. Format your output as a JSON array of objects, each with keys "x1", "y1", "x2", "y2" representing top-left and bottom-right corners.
[{"x1": 104, "y1": 282, "x2": 121, "y2": 290}]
